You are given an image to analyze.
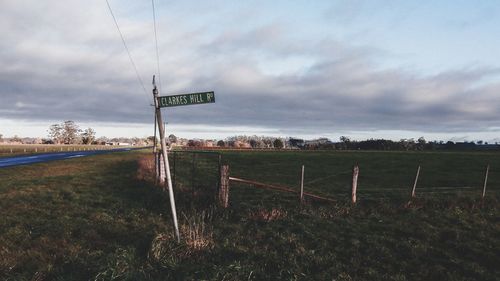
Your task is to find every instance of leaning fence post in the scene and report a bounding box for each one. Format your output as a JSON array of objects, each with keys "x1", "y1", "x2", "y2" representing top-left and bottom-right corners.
[
  {"x1": 410, "y1": 165, "x2": 421, "y2": 199},
  {"x1": 219, "y1": 165, "x2": 230, "y2": 208},
  {"x1": 300, "y1": 165, "x2": 305, "y2": 204},
  {"x1": 482, "y1": 164, "x2": 489, "y2": 199},
  {"x1": 352, "y1": 164, "x2": 359, "y2": 204}
]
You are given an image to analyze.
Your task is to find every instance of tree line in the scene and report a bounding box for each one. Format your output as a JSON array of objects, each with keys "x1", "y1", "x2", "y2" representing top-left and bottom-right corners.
[
  {"x1": 47, "y1": 121, "x2": 96, "y2": 144},
  {"x1": 46, "y1": 121, "x2": 150, "y2": 145}
]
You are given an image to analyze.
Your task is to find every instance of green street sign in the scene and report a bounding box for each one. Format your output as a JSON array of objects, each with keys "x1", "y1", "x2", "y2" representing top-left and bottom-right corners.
[{"x1": 157, "y1": 91, "x2": 215, "y2": 108}]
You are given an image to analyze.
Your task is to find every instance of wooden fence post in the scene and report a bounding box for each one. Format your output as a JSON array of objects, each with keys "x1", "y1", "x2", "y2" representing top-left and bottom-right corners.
[
  {"x1": 219, "y1": 165, "x2": 230, "y2": 208},
  {"x1": 482, "y1": 164, "x2": 489, "y2": 199},
  {"x1": 352, "y1": 164, "x2": 359, "y2": 204},
  {"x1": 300, "y1": 165, "x2": 305, "y2": 204},
  {"x1": 411, "y1": 165, "x2": 421, "y2": 198}
]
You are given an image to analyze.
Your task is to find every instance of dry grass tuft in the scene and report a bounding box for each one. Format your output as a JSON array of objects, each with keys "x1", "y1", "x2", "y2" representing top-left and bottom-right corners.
[
  {"x1": 249, "y1": 208, "x2": 287, "y2": 222},
  {"x1": 181, "y1": 210, "x2": 214, "y2": 251},
  {"x1": 136, "y1": 156, "x2": 155, "y2": 182},
  {"x1": 148, "y1": 210, "x2": 214, "y2": 268}
]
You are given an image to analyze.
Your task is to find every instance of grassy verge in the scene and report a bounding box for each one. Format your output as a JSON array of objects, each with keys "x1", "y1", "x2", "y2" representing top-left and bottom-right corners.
[
  {"x1": 0, "y1": 151, "x2": 172, "y2": 280},
  {"x1": 0, "y1": 150, "x2": 498, "y2": 280}
]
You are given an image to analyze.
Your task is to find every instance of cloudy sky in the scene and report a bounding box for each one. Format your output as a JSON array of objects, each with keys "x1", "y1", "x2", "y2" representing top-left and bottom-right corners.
[{"x1": 1, "y1": 0, "x2": 500, "y2": 142}]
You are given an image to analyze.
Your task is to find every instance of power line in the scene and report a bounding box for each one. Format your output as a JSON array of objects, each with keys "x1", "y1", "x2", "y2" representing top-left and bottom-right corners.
[
  {"x1": 151, "y1": 0, "x2": 163, "y2": 94},
  {"x1": 105, "y1": 0, "x2": 149, "y2": 100}
]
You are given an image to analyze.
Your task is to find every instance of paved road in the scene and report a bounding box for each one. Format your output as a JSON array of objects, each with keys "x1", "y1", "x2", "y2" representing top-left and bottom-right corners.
[{"x1": 0, "y1": 147, "x2": 149, "y2": 168}]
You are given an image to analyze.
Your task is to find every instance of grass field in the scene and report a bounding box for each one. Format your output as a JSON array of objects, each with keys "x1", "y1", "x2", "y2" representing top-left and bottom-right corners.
[
  {"x1": 0, "y1": 150, "x2": 498, "y2": 280},
  {"x1": 222, "y1": 150, "x2": 500, "y2": 202}
]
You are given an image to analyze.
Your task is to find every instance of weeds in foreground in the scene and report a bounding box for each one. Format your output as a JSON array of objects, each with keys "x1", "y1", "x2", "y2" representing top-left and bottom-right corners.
[
  {"x1": 136, "y1": 155, "x2": 155, "y2": 182},
  {"x1": 182, "y1": 210, "x2": 215, "y2": 251},
  {"x1": 249, "y1": 208, "x2": 287, "y2": 222},
  {"x1": 148, "y1": 210, "x2": 215, "y2": 269}
]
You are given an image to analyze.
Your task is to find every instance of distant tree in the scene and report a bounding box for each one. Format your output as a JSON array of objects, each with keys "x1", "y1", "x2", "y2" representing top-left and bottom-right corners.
[
  {"x1": 11, "y1": 135, "x2": 22, "y2": 143},
  {"x1": 168, "y1": 134, "x2": 178, "y2": 143},
  {"x1": 340, "y1": 136, "x2": 351, "y2": 143},
  {"x1": 217, "y1": 140, "x2": 225, "y2": 147},
  {"x1": 48, "y1": 121, "x2": 81, "y2": 144},
  {"x1": 62, "y1": 121, "x2": 81, "y2": 144},
  {"x1": 417, "y1": 137, "x2": 426, "y2": 150},
  {"x1": 81, "y1": 128, "x2": 96, "y2": 145},
  {"x1": 146, "y1": 136, "x2": 158, "y2": 145},
  {"x1": 262, "y1": 138, "x2": 273, "y2": 148},
  {"x1": 0, "y1": 134, "x2": 3, "y2": 142},
  {"x1": 227, "y1": 140, "x2": 236, "y2": 147},
  {"x1": 131, "y1": 137, "x2": 145, "y2": 146},
  {"x1": 338, "y1": 136, "x2": 351, "y2": 150},
  {"x1": 42, "y1": 138, "x2": 54, "y2": 144},
  {"x1": 249, "y1": 139, "x2": 258, "y2": 148},
  {"x1": 96, "y1": 136, "x2": 109, "y2": 145},
  {"x1": 273, "y1": 138, "x2": 284, "y2": 149},
  {"x1": 187, "y1": 139, "x2": 202, "y2": 147},
  {"x1": 399, "y1": 138, "x2": 416, "y2": 151},
  {"x1": 48, "y1": 123, "x2": 63, "y2": 144},
  {"x1": 445, "y1": 141, "x2": 455, "y2": 150}
]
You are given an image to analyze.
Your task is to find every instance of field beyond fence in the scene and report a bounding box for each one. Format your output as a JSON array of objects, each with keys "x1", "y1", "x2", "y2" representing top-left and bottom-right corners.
[
  {"x1": 218, "y1": 150, "x2": 500, "y2": 207},
  {"x1": 148, "y1": 149, "x2": 500, "y2": 208}
]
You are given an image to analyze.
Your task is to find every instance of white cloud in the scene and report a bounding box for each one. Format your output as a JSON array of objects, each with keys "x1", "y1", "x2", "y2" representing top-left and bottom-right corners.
[{"x1": 0, "y1": 1, "x2": 499, "y2": 139}]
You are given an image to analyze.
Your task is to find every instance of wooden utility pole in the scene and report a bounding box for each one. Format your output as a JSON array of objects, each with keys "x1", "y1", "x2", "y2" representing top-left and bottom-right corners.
[{"x1": 153, "y1": 76, "x2": 180, "y2": 242}]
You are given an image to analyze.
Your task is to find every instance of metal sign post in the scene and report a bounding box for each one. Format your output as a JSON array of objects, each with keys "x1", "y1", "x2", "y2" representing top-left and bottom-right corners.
[
  {"x1": 152, "y1": 76, "x2": 180, "y2": 242},
  {"x1": 151, "y1": 75, "x2": 216, "y2": 243}
]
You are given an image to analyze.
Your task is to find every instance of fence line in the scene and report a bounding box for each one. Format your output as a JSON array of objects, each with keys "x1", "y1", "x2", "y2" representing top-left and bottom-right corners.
[
  {"x1": 228, "y1": 176, "x2": 336, "y2": 203},
  {"x1": 219, "y1": 162, "x2": 494, "y2": 208}
]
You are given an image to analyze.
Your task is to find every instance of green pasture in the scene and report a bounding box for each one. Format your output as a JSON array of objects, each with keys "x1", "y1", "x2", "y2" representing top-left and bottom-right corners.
[
  {"x1": 222, "y1": 150, "x2": 500, "y2": 203},
  {"x1": 0, "y1": 150, "x2": 498, "y2": 280}
]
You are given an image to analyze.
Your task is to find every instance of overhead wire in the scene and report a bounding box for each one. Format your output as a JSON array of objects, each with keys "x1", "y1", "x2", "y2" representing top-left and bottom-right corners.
[
  {"x1": 105, "y1": 0, "x2": 150, "y2": 101},
  {"x1": 151, "y1": 0, "x2": 162, "y2": 153},
  {"x1": 151, "y1": 0, "x2": 163, "y2": 94}
]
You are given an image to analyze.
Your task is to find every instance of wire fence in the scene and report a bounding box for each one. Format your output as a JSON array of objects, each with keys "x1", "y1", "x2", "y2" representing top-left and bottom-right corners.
[
  {"x1": 170, "y1": 151, "x2": 221, "y2": 206},
  {"x1": 220, "y1": 151, "x2": 500, "y2": 207},
  {"x1": 154, "y1": 150, "x2": 499, "y2": 209}
]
